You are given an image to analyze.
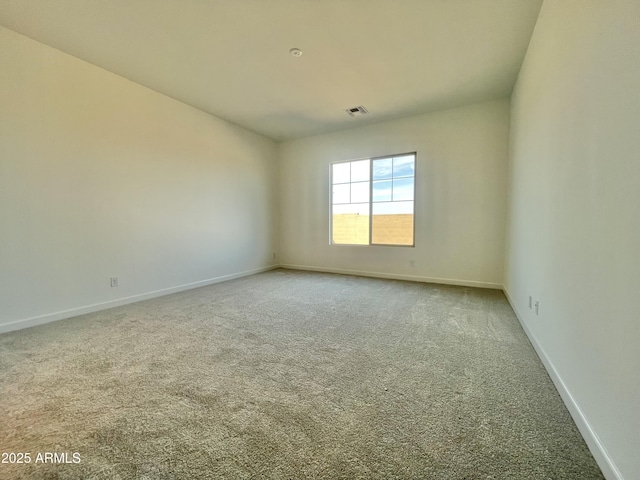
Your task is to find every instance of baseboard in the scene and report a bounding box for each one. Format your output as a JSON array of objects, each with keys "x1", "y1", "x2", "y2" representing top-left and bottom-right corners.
[
  {"x1": 279, "y1": 264, "x2": 502, "y2": 289},
  {"x1": 0, "y1": 265, "x2": 279, "y2": 335},
  {"x1": 503, "y1": 288, "x2": 623, "y2": 480}
]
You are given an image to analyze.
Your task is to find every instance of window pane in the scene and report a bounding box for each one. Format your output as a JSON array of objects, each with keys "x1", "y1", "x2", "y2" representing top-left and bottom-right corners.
[
  {"x1": 351, "y1": 159, "x2": 370, "y2": 182},
  {"x1": 331, "y1": 153, "x2": 415, "y2": 247},
  {"x1": 332, "y1": 162, "x2": 350, "y2": 184},
  {"x1": 393, "y1": 155, "x2": 415, "y2": 177},
  {"x1": 372, "y1": 201, "x2": 414, "y2": 215},
  {"x1": 332, "y1": 203, "x2": 370, "y2": 245},
  {"x1": 333, "y1": 203, "x2": 369, "y2": 215},
  {"x1": 372, "y1": 180, "x2": 392, "y2": 202},
  {"x1": 332, "y1": 183, "x2": 350, "y2": 204},
  {"x1": 392, "y1": 177, "x2": 414, "y2": 201},
  {"x1": 372, "y1": 201, "x2": 414, "y2": 246},
  {"x1": 372, "y1": 158, "x2": 393, "y2": 180},
  {"x1": 351, "y1": 181, "x2": 370, "y2": 203}
]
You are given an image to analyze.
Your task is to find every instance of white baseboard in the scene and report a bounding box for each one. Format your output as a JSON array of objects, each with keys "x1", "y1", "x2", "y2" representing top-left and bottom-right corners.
[
  {"x1": 0, "y1": 265, "x2": 278, "y2": 335},
  {"x1": 280, "y1": 263, "x2": 503, "y2": 289},
  {"x1": 503, "y1": 288, "x2": 623, "y2": 480}
]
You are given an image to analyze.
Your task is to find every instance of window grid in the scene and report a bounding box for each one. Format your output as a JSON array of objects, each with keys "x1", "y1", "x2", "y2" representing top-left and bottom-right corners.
[{"x1": 331, "y1": 153, "x2": 415, "y2": 246}]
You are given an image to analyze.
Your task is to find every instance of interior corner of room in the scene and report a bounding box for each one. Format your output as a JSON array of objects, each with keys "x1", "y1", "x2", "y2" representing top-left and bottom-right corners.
[{"x1": 0, "y1": 1, "x2": 638, "y2": 479}]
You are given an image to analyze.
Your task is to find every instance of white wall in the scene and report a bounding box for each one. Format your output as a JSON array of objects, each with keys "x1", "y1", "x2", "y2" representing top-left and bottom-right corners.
[
  {"x1": 0, "y1": 26, "x2": 278, "y2": 332},
  {"x1": 278, "y1": 100, "x2": 509, "y2": 288},
  {"x1": 504, "y1": 1, "x2": 640, "y2": 479}
]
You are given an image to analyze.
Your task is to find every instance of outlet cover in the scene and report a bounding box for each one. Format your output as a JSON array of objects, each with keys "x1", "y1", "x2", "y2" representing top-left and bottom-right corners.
[{"x1": 110, "y1": 277, "x2": 119, "y2": 288}]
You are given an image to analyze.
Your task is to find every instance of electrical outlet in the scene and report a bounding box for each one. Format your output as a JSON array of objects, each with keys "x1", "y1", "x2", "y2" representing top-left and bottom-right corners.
[
  {"x1": 272, "y1": 252, "x2": 277, "y2": 259},
  {"x1": 409, "y1": 260, "x2": 416, "y2": 267},
  {"x1": 529, "y1": 296, "x2": 532, "y2": 309},
  {"x1": 534, "y1": 300, "x2": 539, "y2": 316},
  {"x1": 110, "y1": 277, "x2": 119, "y2": 288}
]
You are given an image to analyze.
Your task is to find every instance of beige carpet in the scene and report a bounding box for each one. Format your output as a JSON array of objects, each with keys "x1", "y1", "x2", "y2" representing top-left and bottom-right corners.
[{"x1": 0, "y1": 269, "x2": 603, "y2": 479}]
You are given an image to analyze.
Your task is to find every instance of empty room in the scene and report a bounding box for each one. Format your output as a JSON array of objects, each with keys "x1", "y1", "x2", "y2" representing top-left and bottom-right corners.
[{"x1": 1, "y1": 1, "x2": 638, "y2": 479}]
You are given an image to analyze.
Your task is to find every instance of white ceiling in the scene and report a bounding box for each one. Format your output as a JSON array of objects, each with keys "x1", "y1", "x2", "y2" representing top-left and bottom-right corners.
[{"x1": 0, "y1": 0, "x2": 543, "y2": 141}]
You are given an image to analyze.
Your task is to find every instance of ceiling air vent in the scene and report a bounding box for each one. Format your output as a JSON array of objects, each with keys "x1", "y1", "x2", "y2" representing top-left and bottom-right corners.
[{"x1": 345, "y1": 105, "x2": 369, "y2": 117}]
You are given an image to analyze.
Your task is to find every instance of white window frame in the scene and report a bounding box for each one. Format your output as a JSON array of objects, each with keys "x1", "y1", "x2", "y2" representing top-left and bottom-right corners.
[{"x1": 330, "y1": 152, "x2": 416, "y2": 247}]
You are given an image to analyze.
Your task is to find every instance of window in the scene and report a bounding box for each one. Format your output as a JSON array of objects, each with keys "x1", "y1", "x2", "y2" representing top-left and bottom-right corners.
[{"x1": 331, "y1": 153, "x2": 415, "y2": 246}]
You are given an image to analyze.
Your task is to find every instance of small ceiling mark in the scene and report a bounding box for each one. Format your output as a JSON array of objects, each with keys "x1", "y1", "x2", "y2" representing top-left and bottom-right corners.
[
  {"x1": 289, "y1": 48, "x2": 302, "y2": 57},
  {"x1": 345, "y1": 105, "x2": 369, "y2": 117}
]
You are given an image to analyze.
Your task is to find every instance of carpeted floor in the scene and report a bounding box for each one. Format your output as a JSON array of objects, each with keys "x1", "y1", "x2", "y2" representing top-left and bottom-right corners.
[{"x1": 0, "y1": 269, "x2": 603, "y2": 479}]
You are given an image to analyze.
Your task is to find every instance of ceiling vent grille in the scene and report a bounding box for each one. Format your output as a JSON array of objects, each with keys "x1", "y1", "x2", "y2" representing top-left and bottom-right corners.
[{"x1": 345, "y1": 105, "x2": 369, "y2": 117}]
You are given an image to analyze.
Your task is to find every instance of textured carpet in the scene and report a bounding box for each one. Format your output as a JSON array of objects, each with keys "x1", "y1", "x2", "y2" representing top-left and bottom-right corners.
[{"x1": 0, "y1": 269, "x2": 603, "y2": 479}]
